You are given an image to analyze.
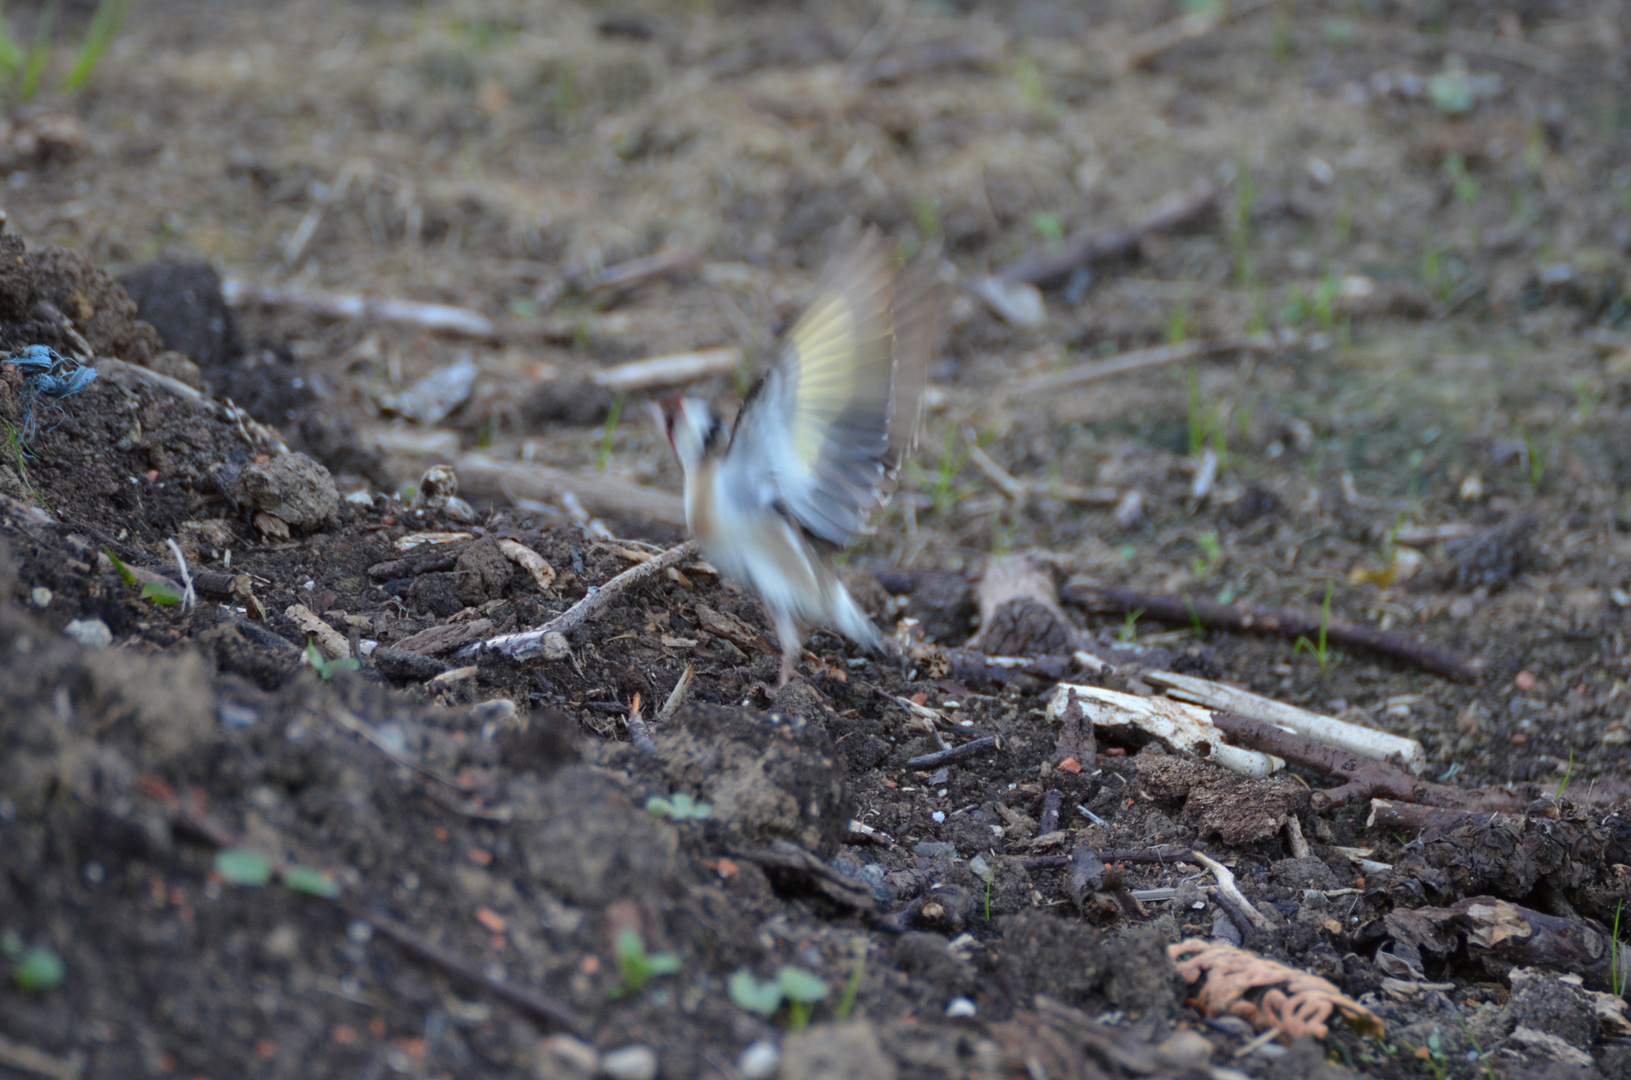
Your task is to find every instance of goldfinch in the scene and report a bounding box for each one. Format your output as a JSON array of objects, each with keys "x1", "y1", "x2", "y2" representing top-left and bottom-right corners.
[{"x1": 663, "y1": 228, "x2": 938, "y2": 687}]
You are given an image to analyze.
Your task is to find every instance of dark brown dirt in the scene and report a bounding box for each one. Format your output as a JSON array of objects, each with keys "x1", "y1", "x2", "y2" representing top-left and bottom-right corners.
[{"x1": 2, "y1": 0, "x2": 1631, "y2": 1078}]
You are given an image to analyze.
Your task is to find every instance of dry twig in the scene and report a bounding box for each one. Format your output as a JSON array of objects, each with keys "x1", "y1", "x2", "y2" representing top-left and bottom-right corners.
[
  {"x1": 452, "y1": 454, "x2": 686, "y2": 528},
  {"x1": 1210, "y1": 711, "x2": 1525, "y2": 811},
  {"x1": 1003, "y1": 334, "x2": 1279, "y2": 400},
  {"x1": 1065, "y1": 583, "x2": 1482, "y2": 683},
  {"x1": 464, "y1": 540, "x2": 698, "y2": 662},
  {"x1": 999, "y1": 180, "x2": 1219, "y2": 289}
]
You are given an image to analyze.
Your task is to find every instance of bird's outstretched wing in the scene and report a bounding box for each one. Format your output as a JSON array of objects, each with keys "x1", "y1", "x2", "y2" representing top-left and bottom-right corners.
[{"x1": 719, "y1": 227, "x2": 937, "y2": 545}]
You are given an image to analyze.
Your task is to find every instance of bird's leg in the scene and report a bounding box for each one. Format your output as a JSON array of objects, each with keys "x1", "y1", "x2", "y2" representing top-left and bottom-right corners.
[
  {"x1": 774, "y1": 651, "x2": 799, "y2": 690},
  {"x1": 770, "y1": 611, "x2": 804, "y2": 690}
]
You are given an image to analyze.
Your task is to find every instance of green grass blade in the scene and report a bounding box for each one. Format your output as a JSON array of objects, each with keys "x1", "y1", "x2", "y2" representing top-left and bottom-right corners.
[{"x1": 62, "y1": 0, "x2": 127, "y2": 92}]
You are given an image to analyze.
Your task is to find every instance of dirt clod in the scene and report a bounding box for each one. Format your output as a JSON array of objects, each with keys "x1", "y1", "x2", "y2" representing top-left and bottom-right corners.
[{"x1": 228, "y1": 451, "x2": 340, "y2": 532}]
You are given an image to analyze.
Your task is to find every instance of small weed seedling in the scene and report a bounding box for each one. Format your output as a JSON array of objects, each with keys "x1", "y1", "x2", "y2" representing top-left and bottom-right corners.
[
  {"x1": 1555, "y1": 750, "x2": 1575, "y2": 798},
  {"x1": 644, "y1": 792, "x2": 712, "y2": 821},
  {"x1": 728, "y1": 967, "x2": 829, "y2": 1031},
  {"x1": 595, "y1": 393, "x2": 624, "y2": 469},
  {"x1": 610, "y1": 929, "x2": 681, "y2": 1000},
  {"x1": 141, "y1": 581, "x2": 182, "y2": 605},
  {"x1": 1190, "y1": 530, "x2": 1222, "y2": 580},
  {"x1": 1293, "y1": 583, "x2": 1340, "y2": 671},
  {"x1": 305, "y1": 640, "x2": 360, "y2": 681},
  {"x1": 214, "y1": 848, "x2": 342, "y2": 898},
  {"x1": 1231, "y1": 156, "x2": 1254, "y2": 286},
  {"x1": 835, "y1": 950, "x2": 865, "y2": 1021},
  {"x1": 1030, "y1": 211, "x2": 1064, "y2": 243},
  {"x1": 2, "y1": 930, "x2": 65, "y2": 992},
  {"x1": 1612, "y1": 900, "x2": 1625, "y2": 997},
  {"x1": 1115, "y1": 607, "x2": 1142, "y2": 644}
]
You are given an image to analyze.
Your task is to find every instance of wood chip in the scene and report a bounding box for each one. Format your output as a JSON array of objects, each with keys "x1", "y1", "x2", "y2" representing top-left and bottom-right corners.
[
  {"x1": 285, "y1": 603, "x2": 350, "y2": 659},
  {"x1": 394, "y1": 531, "x2": 475, "y2": 551},
  {"x1": 395, "y1": 618, "x2": 495, "y2": 655},
  {"x1": 497, "y1": 539, "x2": 556, "y2": 592}
]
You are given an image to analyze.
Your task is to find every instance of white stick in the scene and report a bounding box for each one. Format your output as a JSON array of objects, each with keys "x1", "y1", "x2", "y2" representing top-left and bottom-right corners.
[
  {"x1": 1044, "y1": 683, "x2": 1282, "y2": 778},
  {"x1": 1142, "y1": 670, "x2": 1428, "y2": 775},
  {"x1": 222, "y1": 281, "x2": 496, "y2": 340},
  {"x1": 165, "y1": 537, "x2": 196, "y2": 609},
  {"x1": 590, "y1": 347, "x2": 740, "y2": 394}
]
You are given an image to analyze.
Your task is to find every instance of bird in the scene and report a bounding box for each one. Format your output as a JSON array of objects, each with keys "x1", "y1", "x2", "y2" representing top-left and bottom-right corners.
[{"x1": 661, "y1": 227, "x2": 938, "y2": 688}]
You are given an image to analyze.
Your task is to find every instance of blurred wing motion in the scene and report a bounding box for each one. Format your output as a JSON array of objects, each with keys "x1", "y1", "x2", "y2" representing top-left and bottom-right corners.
[{"x1": 720, "y1": 227, "x2": 937, "y2": 545}]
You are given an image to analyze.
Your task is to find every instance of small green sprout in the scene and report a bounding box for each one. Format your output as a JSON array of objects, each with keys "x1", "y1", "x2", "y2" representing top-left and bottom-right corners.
[
  {"x1": 1293, "y1": 583, "x2": 1340, "y2": 671},
  {"x1": 644, "y1": 792, "x2": 712, "y2": 821},
  {"x1": 1612, "y1": 900, "x2": 1625, "y2": 997},
  {"x1": 282, "y1": 865, "x2": 341, "y2": 898},
  {"x1": 595, "y1": 393, "x2": 624, "y2": 470},
  {"x1": 1555, "y1": 750, "x2": 1575, "y2": 799},
  {"x1": 610, "y1": 928, "x2": 681, "y2": 999},
  {"x1": 213, "y1": 850, "x2": 340, "y2": 897},
  {"x1": 62, "y1": 0, "x2": 129, "y2": 92},
  {"x1": 104, "y1": 545, "x2": 135, "y2": 584},
  {"x1": 214, "y1": 849, "x2": 273, "y2": 887},
  {"x1": 141, "y1": 580, "x2": 182, "y2": 605},
  {"x1": 727, "y1": 967, "x2": 829, "y2": 1031},
  {"x1": 1030, "y1": 211, "x2": 1064, "y2": 243},
  {"x1": 3, "y1": 931, "x2": 65, "y2": 992},
  {"x1": 835, "y1": 951, "x2": 865, "y2": 1021},
  {"x1": 305, "y1": 640, "x2": 360, "y2": 681},
  {"x1": 1115, "y1": 608, "x2": 1143, "y2": 645},
  {"x1": 1190, "y1": 530, "x2": 1222, "y2": 580}
]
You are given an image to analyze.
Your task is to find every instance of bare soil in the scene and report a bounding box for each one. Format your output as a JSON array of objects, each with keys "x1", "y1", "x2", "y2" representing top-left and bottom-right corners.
[{"x1": 2, "y1": 1, "x2": 1631, "y2": 1078}]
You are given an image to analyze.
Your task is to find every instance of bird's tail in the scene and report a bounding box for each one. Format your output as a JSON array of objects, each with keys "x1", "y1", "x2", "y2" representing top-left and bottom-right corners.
[{"x1": 827, "y1": 579, "x2": 884, "y2": 655}]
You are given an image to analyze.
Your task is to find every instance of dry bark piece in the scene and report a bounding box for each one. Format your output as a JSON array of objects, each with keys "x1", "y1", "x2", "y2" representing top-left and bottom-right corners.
[
  {"x1": 395, "y1": 618, "x2": 495, "y2": 655},
  {"x1": 1384, "y1": 897, "x2": 1631, "y2": 994},
  {"x1": 692, "y1": 602, "x2": 777, "y2": 657},
  {"x1": 1169, "y1": 938, "x2": 1383, "y2": 1040},
  {"x1": 965, "y1": 554, "x2": 1079, "y2": 656}
]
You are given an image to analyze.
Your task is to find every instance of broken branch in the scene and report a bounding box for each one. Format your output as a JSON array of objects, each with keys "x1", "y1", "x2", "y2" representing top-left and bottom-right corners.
[
  {"x1": 998, "y1": 180, "x2": 1219, "y2": 289},
  {"x1": 463, "y1": 540, "x2": 698, "y2": 662},
  {"x1": 1003, "y1": 334, "x2": 1279, "y2": 400},
  {"x1": 1064, "y1": 583, "x2": 1482, "y2": 683}
]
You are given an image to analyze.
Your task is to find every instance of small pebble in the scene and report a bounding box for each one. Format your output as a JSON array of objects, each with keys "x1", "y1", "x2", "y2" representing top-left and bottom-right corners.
[
  {"x1": 540, "y1": 631, "x2": 570, "y2": 661},
  {"x1": 30, "y1": 586, "x2": 51, "y2": 607},
  {"x1": 217, "y1": 702, "x2": 259, "y2": 728},
  {"x1": 543, "y1": 1036, "x2": 599, "y2": 1077},
  {"x1": 736, "y1": 1040, "x2": 779, "y2": 1080},
  {"x1": 1514, "y1": 670, "x2": 1537, "y2": 691},
  {"x1": 945, "y1": 997, "x2": 977, "y2": 1018},
  {"x1": 64, "y1": 618, "x2": 112, "y2": 649},
  {"x1": 599, "y1": 1044, "x2": 658, "y2": 1080}
]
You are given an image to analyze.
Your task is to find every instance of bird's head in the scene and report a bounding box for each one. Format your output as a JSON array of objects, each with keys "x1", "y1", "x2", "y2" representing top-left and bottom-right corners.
[{"x1": 659, "y1": 394, "x2": 727, "y2": 476}]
